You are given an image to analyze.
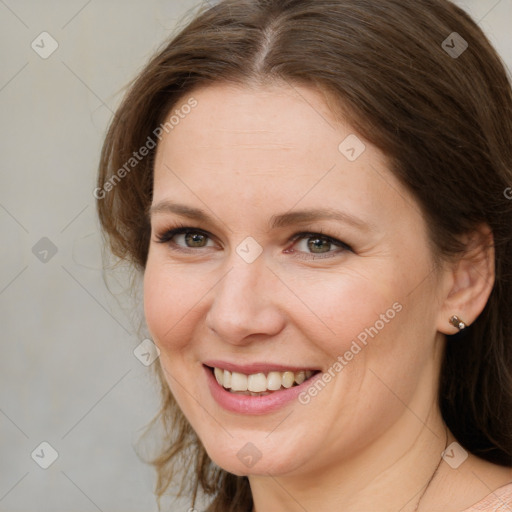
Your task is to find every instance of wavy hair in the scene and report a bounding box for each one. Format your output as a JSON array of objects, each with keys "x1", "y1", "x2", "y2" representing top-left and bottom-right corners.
[{"x1": 97, "y1": 0, "x2": 512, "y2": 510}]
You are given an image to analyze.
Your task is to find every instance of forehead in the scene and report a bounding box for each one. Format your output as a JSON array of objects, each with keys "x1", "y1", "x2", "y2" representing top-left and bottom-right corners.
[
  {"x1": 155, "y1": 83, "x2": 342, "y2": 173},
  {"x1": 151, "y1": 82, "x2": 418, "y2": 231}
]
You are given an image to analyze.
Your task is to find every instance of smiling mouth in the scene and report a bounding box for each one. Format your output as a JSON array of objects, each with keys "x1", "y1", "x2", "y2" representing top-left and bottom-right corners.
[{"x1": 206, "y1": 366, "x2": 320, "y2": 396}]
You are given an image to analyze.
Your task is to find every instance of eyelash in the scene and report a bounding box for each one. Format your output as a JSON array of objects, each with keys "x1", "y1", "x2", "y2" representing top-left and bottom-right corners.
[{"x1": 155, "y1": 224, "x2": 353, "y2": 259}]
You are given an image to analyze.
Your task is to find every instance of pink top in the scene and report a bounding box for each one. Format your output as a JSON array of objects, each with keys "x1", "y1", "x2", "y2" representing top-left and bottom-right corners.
[{"x1": 462, "y1": 483, "x2": 512, "y2": 511}]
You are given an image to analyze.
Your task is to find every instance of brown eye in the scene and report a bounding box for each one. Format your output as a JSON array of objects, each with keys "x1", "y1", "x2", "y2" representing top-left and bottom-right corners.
[
  {"x1": 156, "y1": 227, "x2": 214, "y2": 249},
  {"x1": 184, "y1": 232, "x2": 208, "y2": 247},
  {"x1": 290, "y1": 232, "x2": 352, "y2": 259},
  {"x1": 307, "y1": 237, "x2": 332, "y2": 253}
]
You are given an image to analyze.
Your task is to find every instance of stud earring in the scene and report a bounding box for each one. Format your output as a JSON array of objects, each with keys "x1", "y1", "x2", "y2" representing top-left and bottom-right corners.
[{"x1": 449, "y1": 315, "x2": 467, "y2": 331}]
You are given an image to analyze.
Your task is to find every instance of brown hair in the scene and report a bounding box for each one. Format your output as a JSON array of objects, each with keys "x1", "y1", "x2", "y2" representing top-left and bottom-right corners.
[{"x1": 97, "y1": 0, "x2": 512, "y2": 509}]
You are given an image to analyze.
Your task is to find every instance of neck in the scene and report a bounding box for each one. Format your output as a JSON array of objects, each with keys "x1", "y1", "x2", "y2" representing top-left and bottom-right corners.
[{"x1": 249, "y1": 405, "x2": 449, "y2": 512}]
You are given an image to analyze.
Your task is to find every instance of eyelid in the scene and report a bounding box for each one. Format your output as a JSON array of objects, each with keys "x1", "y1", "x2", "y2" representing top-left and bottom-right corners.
[
  {"x1": 289, "y1": 231, "x2": 351, "y2": 249},
  {"x1": 155, "y1": 225, "x2": 218, "y2": 247},
  {"x1": 287, "y1": 231, "x2": 353, "y2": 259},
  {"x1": 154, "y1": 224, "x2": 352, "y2": 256}
]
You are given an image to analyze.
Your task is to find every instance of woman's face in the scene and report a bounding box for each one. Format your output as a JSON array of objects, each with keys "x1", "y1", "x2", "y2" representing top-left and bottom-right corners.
[{"x1": 144, "y1": 83, "x2": 447, "y2": 477}]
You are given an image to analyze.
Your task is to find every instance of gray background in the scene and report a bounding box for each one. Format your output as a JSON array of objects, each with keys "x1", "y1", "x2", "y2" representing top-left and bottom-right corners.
[{"x1": 0, "y1": 1, "x2": 511, "y2": 511}]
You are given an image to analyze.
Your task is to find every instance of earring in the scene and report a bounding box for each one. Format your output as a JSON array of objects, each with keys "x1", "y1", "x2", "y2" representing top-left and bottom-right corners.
[{"x1": 449, "y1": 315, "x2": 467, "y2": 331}]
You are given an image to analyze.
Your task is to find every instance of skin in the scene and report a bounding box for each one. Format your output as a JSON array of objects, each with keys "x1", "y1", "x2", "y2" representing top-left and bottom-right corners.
[{"x1": 143, "y1": 82, "x2": 510, "y2": 511}]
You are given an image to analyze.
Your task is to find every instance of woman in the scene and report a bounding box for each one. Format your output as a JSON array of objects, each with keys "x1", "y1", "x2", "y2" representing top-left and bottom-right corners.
[{"x1": 96, "y1": 0, "x2": 512, "y2": 510}]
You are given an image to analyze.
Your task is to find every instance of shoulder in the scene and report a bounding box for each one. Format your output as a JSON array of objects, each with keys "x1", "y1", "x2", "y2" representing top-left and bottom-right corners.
[{"x1": 462, "y1": 483, "x2": 512, "y2": 511}]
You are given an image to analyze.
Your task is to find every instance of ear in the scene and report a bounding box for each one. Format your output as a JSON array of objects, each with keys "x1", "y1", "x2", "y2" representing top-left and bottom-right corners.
[{"x1": 436, "y1": 224, "x2": 495, "y2": 335}]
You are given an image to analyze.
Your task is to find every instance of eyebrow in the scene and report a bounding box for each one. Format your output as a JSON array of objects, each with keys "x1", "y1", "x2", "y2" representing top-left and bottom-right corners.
[{"x1": 149, "y1": 201, "x2": 374, "y2": 232}]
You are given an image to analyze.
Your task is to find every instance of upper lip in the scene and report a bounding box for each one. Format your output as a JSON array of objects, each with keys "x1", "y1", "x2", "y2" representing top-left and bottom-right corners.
[{"x1": 203, "y1": 360, "x2": 320, "y2": 374}]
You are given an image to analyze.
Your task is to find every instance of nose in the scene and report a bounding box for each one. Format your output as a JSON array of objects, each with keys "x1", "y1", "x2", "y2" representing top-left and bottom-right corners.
[{"x1": 205, "y1": 257, "x2": 286, "y2": 345}]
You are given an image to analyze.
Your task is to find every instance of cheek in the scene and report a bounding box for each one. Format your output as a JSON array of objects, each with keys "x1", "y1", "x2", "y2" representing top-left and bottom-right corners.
[
  {"x1": 143, "y1": 257, "x2": 202, "y2": 351},
  {"x1": 143, "y1": 259, "x2": 202, "y2": 400},
  {"x1": 290, "y1": 256, "x2": 435, "y2": 379},
  {"x1": 288, "y1": 268, "x2": 400, "y2": 358}
]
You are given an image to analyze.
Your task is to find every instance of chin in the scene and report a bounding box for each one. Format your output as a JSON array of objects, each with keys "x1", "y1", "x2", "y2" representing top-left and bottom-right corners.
[{"x1": 197, "y1": 428, "x2": 311, "y2": 478}]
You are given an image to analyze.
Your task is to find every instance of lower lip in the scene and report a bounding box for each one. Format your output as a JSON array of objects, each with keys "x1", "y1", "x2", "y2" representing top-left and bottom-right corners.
[{"x1": 204, "y1": 366, "x2": 321, "y2": 415}]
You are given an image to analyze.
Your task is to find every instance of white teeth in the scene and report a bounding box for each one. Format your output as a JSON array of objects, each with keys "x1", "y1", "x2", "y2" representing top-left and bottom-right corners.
[
  {"x1": 248, "y1": 373, "x2": 267, "y2": 392},
  {"x1": 282, "y1": 371, "x2": 295, "y2": 388},
  {"x1": 267, "y1": 371, "x2": 283, "y2": 390},
  {"x1": 294, "y1": 371, "x2": 306, "y2": 385},
  {"x1": 223, "y1": 370, "x2": 232, "y2": 389},
  {"x1": 214, "y1": 367, "x2": 223, "y2": 385},
  {"x1": 212, "y1": 367, "x2": 316, "y2": 393},
  {"x1": 230, "y1": 372, "x2": 248, "y2": 391}
]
